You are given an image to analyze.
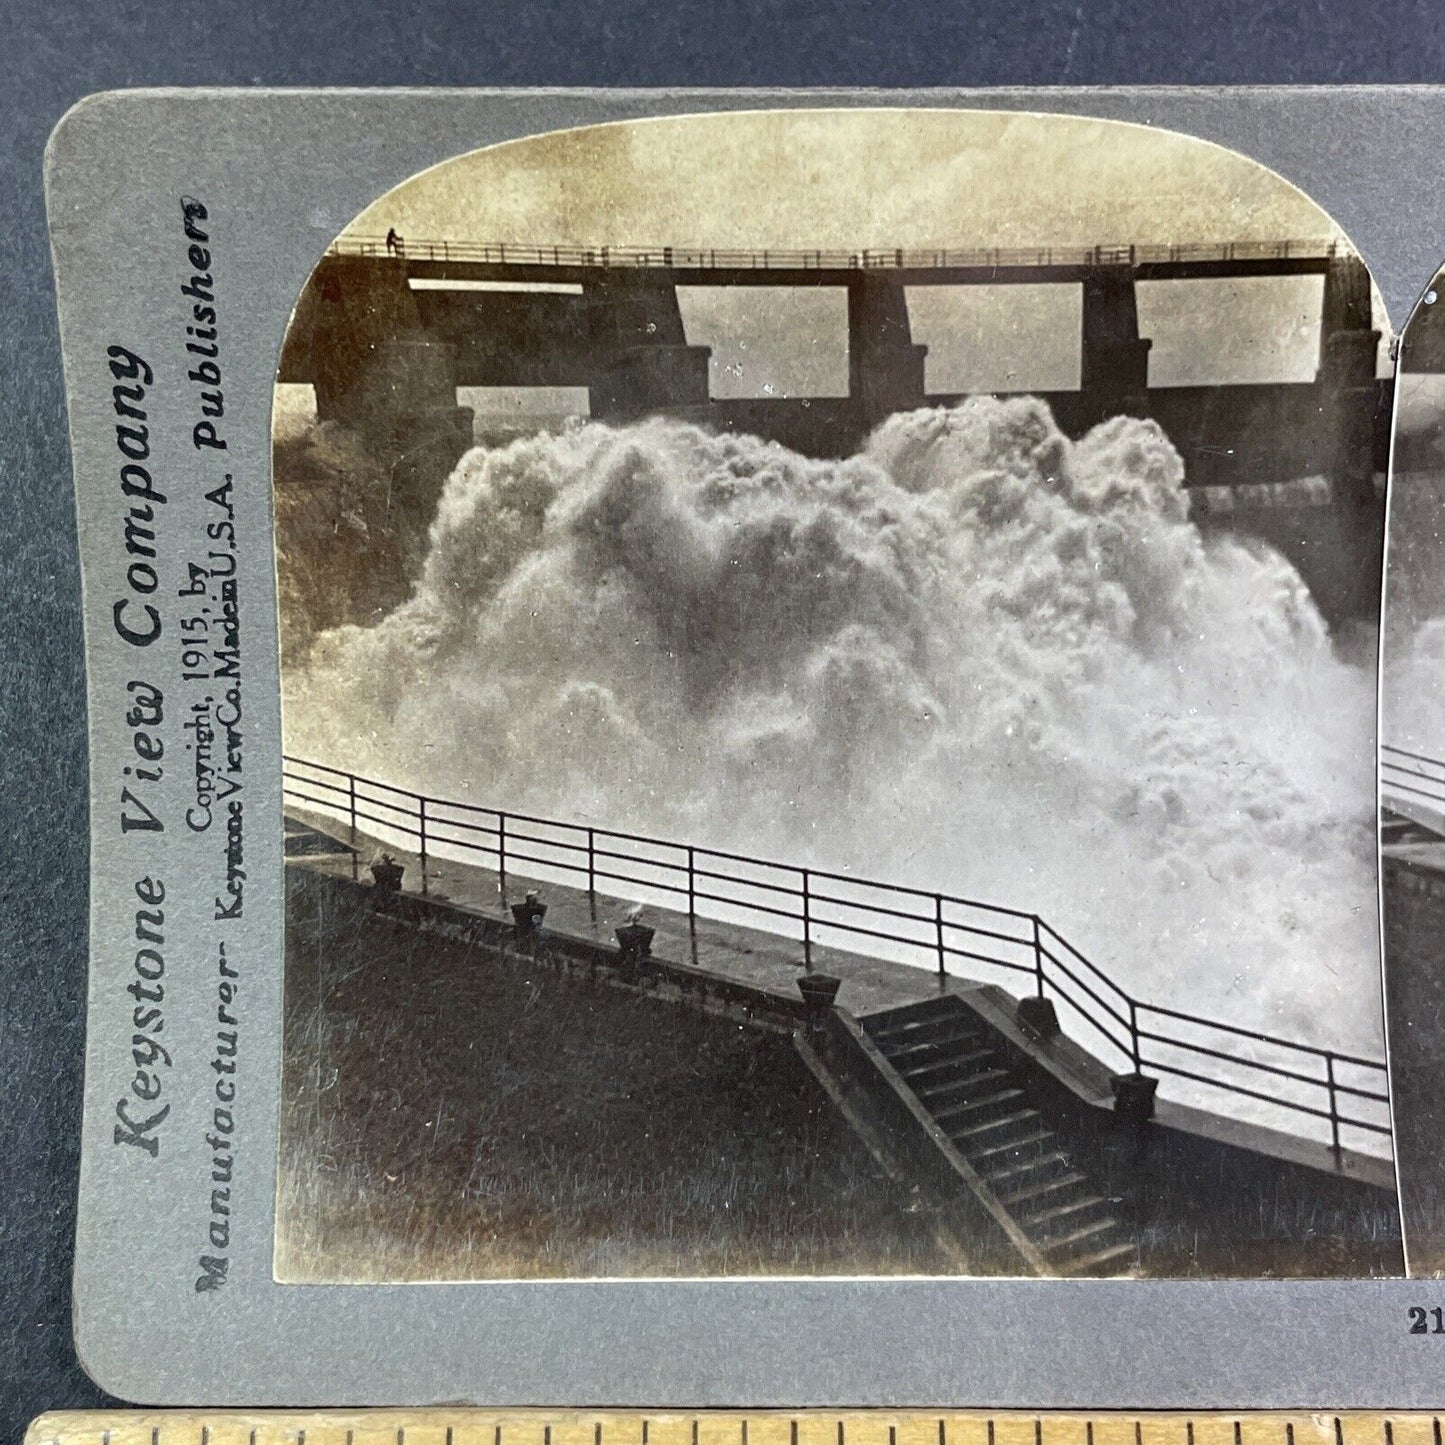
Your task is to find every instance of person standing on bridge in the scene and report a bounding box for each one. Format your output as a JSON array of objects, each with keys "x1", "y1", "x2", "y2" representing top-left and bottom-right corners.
[{"x1": 385, "y1": 226, "x2": 403, "y2": 257}]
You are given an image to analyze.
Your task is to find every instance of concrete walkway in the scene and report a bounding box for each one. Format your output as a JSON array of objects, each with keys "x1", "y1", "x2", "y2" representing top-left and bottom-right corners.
[
  {"x1": 285, "y1": 808, "x2": 949, "y2": 1021},
  {"x1": 284, "y1": 807, "x2": 1396, "y2": 1188}
]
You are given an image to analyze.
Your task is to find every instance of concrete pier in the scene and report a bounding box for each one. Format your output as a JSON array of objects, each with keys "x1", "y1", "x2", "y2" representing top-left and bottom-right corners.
[
  {"x1": 1078, "y1": 268, "x2": 1152, "y2": 425},
  {"x1": 847, "y1": 276, "x2": 928, "y2": 429}
]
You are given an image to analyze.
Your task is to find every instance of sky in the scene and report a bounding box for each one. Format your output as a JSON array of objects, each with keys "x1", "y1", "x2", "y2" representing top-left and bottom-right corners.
[{"x1": 306, "y1": 109, "x2": 1394, "y2": 412}]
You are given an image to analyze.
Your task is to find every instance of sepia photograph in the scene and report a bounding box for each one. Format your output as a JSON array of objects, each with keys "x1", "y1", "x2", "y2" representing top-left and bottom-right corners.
[
  {"x1": 271, "y1": 108, "x2": 1399, "y2": 1283},
  {"x1": 1379, "y1": 268, "x2": 1445, "y2": 1276}
]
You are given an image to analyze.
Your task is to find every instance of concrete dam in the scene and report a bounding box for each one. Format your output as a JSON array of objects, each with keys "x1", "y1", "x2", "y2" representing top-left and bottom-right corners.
[{"x1": 277, "y1": 237, "x2": 1391, "y2": 623}]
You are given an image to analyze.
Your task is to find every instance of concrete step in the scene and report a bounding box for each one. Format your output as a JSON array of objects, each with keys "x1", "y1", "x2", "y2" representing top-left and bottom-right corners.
[
  {"x1": 863, "y1": 998, "x2": 960, "y2": 1035},
  {"x1": 872, "y1": 1013, "x2": 980, "y2": 1049},
  {"x1": 937, "y1": 1086, "x2": 1027, "y2": 1118},
  {"x1": 882, "y1": 1028, "x2": 983, "y2": 1065},
  {"x1": 905, "y1": 1048, "x2": 998, "y2": 1088},
  {"x1": 1026, "y1": 1192, "x2": 1114, "y2": 1233},
  {"x1": 1043, "y1": 1215, "x2": 1122, "y2": 1259},
  {"x1": 982, "y1": 1148, "x2": 1072, "y2": 1187},
  {"x1": 951, "y1": 1107, "x2": 1041, "y2": 1141},
  {"x1": 924, "y1": 1067, "x2": 1012, "y2": 1106},
  {"x1": 968, "y1": 1126, "x2": 1056, "y2": 1162},
  {"x1": 999, "y1": 1169, "x2": 1088, "y2": 1209},
  {"x1": 1060, "y1": 1240, "x2": 1138, "y2": 1277}
]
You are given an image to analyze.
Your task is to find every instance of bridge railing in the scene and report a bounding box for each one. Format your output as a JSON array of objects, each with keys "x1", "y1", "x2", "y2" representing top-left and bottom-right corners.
[
  {"x1": 325, "y1": 235, "x2": 1341, "y2": 272},
  {"x1": 1382, "y1": 743, "x2": 1445, "y2": 815},
  {"x1": 282, "y1": 754, "x2": 1391, "y2": 1157}
]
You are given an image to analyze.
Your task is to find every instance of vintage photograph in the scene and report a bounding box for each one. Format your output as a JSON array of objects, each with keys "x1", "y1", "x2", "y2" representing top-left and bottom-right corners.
[
  {"x1": 1379, "y1": 269, "x2": 1445, "y2": 1277},
  {"x1": 272, "y1": 109, "x2": 1400, "y2": 1282}
]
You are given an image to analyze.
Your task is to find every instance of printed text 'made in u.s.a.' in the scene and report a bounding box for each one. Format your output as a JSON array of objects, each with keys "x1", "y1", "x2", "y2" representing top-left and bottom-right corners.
[{"x1": 176, "y1": 193, "x2": 247, "y2": 924}]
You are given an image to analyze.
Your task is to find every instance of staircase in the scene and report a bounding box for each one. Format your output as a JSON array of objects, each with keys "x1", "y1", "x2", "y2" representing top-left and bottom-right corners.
[{"x1": 861, "y1": 995, "x2": 1137, "y2": 1277}]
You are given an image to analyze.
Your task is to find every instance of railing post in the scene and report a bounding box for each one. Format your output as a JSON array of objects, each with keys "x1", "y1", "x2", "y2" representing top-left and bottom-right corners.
[
  {"x1": 418, "y1": 795, "x2": 428, "y2": 897},
  {"x1": 1326, "y1": 1054, "x2": 1342, "y2": 1162},
  {"x1": 686, "y1": 846, "x2": 696, "y2": 929},
  {"x1": 348, "y1": 773, "x2": 357, "y2": 847},
  {"x1": 801, "y1": 868, "x2": 812, "y2": 972},
  {"x1": 935, "y1": 894, "x2": 946, "y2": 981},
  {"x1": 498, "y1": 811, "x2": 507, "y2": 894},
  {"x1": 587, "y1": 827, "x2": 596, "y2": 896},
  {"x1": 1031, "y1": 914, "x2": 1045, "y2": 997},
  {"x1": 1129, "y1": 999, "x2": 1142, "y2": 1074}
]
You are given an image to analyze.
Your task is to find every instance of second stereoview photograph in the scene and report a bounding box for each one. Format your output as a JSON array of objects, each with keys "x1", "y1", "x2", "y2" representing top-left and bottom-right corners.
[
  {"x1": 1381, "y1": 272, "x2": 1445, "y2": 1278},
  {"x1": 271, "y1": 108, "x2": 1399, "y2": 1283}
]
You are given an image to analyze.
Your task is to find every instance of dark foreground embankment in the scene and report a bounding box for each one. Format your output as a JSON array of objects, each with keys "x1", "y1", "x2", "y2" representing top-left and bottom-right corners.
[
  {"x1": 1383, "y1": 852, "x2": 1445, "y2": 1275},
  {"x1": 277, "y1": 867, "x2": 953, "y2": 1281}
]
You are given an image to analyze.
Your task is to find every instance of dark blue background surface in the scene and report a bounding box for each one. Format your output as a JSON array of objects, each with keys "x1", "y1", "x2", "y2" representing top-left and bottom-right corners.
[{"x1": 4, "y1": 0, "x2": 1444, "y2": 1429}]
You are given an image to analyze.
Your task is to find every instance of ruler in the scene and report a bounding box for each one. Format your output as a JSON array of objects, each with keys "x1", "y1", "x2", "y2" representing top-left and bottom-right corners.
[{"x1": 24, "y1": 1413, "x2": 1445, "y2": 1445}]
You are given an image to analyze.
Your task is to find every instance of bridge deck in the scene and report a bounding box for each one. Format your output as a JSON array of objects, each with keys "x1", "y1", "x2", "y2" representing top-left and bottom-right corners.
[
  {"x1": 397, "y1": 258, "x2": 1336, "y2": 288},
  {"x1": 331, "y1": 235, "x2": 1342, "y2": 285}
]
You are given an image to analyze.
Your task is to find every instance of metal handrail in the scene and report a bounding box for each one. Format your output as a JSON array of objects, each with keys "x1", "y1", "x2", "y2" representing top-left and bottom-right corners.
[
  {"x1": 283, "y1": 754, "x2": 1390, "y2": 1151},
  {"x1": 325, "y1": 235, "x2": 1342, "y2": 272},
  {"x1": 1382, "y1": 743, "x2": 1445, "y2": 811}
]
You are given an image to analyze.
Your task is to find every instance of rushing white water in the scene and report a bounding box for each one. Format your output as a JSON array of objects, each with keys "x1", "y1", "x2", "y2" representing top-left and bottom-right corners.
[
  {"x1": 284, "y1": 396, "x2": 1382, "y2": 1061},
  {"x1": 1383, "y1": 456, "x2": 1445, "y2": 762}
]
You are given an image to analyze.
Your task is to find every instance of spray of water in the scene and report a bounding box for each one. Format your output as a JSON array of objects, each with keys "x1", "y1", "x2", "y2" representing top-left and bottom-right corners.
[
  {"x1": 283, "y1": 396, "x2": 1381, "y2": 1057},
  {"x1": 1382, "y1": 456, "x2": 1445, "y2": 759}
]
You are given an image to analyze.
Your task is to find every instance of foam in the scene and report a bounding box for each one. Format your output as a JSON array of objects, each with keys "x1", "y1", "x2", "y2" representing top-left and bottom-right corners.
[{"x1": 284, "y1": 396, "x2": 1381, "y2": 1059}]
